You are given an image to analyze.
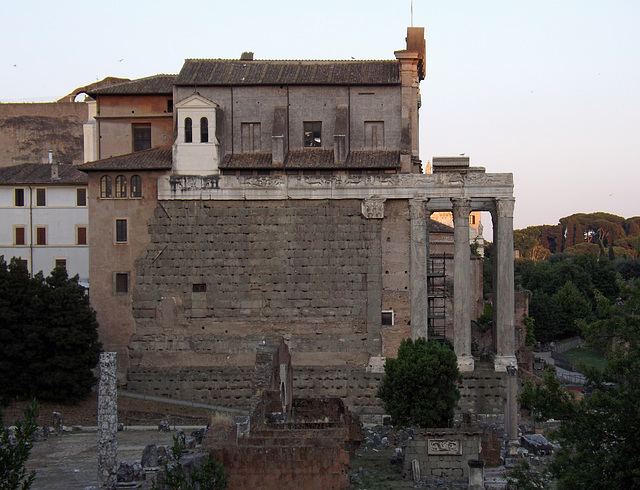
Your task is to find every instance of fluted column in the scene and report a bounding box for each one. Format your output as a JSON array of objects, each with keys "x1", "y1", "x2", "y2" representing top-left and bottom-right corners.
[
  {"x1": 493, "y1": 197, "x2": 517, "y2": 372},
  {"x1": 410, "y1": 199, "x2": 430, "y2": 339},
  {"x1": 452, "y1": 198, "x2": 474, "y2": 372}
]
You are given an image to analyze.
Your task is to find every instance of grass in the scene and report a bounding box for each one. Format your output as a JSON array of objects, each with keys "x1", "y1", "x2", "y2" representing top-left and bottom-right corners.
[{"x1": 563, "y1": 347, "x2": 607, "y2": 372}]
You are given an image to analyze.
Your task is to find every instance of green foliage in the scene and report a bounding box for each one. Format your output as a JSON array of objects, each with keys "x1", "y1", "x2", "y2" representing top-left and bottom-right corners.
[
  {"x1": 524, "y1": 316, "x2": 536, "y2": 346},
  {"x1": 0, "y1": 400, "x2": 39, "y2": 490},
  {"x1": 546, "y1": 279, "x2": 640, "y2": 489},
  {"x1": 519, "y1": 367, "x2": 575, "y2": 422},
  {"x1": 505, "y1": 460, "x2": 548, "y2": 490},
  {"x1": 475, "y1": 303, "x2": 492, "y2": 332},
  {"x1": 0, "y1": 257, "x2": 101, "y2": 403},
  {"x1": 154, "y1": 436, "x2": 228, "y2": 490},
  {"x1": 377, "y1": 338, "x2": 461, "y2": 428}
]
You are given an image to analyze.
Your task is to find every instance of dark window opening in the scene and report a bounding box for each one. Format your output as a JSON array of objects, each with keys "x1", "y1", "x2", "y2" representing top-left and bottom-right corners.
[
  {"x1": 36, "y1": 188, "x2": 46, "y2": 206},
  {"x1": 115, "y1": 219, "x2": 128, "y2": 243},
  {"x1": 130, "y1": 175, "x2": 142, "y2": 198},
  {"x1": 15, "y1": 227, "x2": 25, "y2": 245},
  {"x1": 77, "y1": 227, "x2": 87, "y2": 245},
  {"x1": 36, "y1": 227, "x2": 46, "y2": 245},
  {"x1": 132, "y1": 123, "x2": 151, "y2": 152},
  {"x1": 304, "y1": 122, "x2": 322, "y2": 147},
  {"x1": 185, "y1": 117, "x2": 193, "y2": 143},
  {"x1": 167, "y1": 99, "x2": 173, "y2": 113},
  {"x1": 100, "y1": 176, "x2": 112, "y2": 198},
  {"x1": 77, "y1": 188, "x2": 87, "y2": 206},
  {"x1": 55, "y1": 259, "x2": 67, "y2": 270},
  {"x1": 192, "y1": 283, "x2": 207, "y2": 293},
  {"x1": 14, "y1": 188, "x2": 25, "y2": 207},
  {"x1": 115, "y1": 272, "x2": 129, "y2": 294},
  {"x1": 200, "y1": 117, "x2": 209, "y2": 143},
  {"x1": 381, "y1": 310, "x2": 394, "y2": 326}
]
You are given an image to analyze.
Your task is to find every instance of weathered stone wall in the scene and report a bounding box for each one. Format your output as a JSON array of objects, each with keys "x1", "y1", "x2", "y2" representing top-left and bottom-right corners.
[
  {"x1": 0, "y1": 102, "x2": 86, "y2": 166},
  {"x1": 459, "y1": 361, "x2": 507, "y2": 422}
]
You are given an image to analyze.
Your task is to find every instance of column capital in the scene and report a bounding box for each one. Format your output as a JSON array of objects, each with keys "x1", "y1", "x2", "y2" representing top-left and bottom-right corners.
[
  {"x1": 495, "y1": 198, "x2": 515, "y2": 218},
  {"x1": 361, "y1": 198, "x2": 386, "y2": 219},
  {"x1": 451, "y1": 198, "x2": 471, "y2": 219},
  {"x1": 409, "y1": 198, "x2": 430, "y2": 220}
]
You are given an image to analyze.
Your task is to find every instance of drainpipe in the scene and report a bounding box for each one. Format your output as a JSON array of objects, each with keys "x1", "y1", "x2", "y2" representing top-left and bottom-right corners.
[{"x1": 28, "y1": 185, "x2": 33, "y2": 277}]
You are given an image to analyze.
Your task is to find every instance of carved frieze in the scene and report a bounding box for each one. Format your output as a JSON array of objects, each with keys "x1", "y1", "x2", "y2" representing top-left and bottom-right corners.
[{"x1": 427, "y1": 439, "x2": 461, "y2": 455}]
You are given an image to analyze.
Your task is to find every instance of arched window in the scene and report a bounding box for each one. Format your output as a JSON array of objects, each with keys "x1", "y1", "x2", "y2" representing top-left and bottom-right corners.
[
  {"x1": 130, "y1": 175, "x2": 142, "y2": 198},
  {"x1": 200, "y1": 117, "x2": 209, "y2": 143},
  {"x1": 100, "y1": 176, "x2": 112, "y2": 198},
  {"x1": 185, "y1": 117, "x2": 192, "y2": 143},
  {"x1": 115, "y1": 175, "x2": 127, "y2": 198}
]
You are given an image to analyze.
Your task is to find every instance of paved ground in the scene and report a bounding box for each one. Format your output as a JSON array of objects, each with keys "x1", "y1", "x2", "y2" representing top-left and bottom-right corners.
[{"x1": 26, "y1": 428, "x2": 186, "y2": 490}]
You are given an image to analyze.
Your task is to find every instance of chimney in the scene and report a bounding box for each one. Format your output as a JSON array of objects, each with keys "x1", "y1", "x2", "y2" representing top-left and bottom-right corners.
[
  {"x1": 49, "y1": 150, "x2": 59, "y2": 180},
  {"x1": 240, "y1": 52, "x2": 254, "y2": 61}
]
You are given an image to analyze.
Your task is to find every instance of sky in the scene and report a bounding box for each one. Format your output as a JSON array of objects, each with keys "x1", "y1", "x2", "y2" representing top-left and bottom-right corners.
[{"x1": 1, "y1": 0, "x2": 638, "y2": 236}]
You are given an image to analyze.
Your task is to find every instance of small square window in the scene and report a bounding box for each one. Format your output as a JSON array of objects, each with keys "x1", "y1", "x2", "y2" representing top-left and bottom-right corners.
[
  {"x1": 192, "y1": 283, "x2": 207, "y2": 293},
  {"x1": 77, "y1": 188, "x2": 87, "y2": 206},
  {"x1": 36, "y1": 227, "x2": 47, "y2": 245},
  {"x1": 15, "y1": 227, "x2": 26, "y2": 245},
  {"x1": 303, "y1": 122, "x2": 322, "y2": 147},
  {"x1": 36, "y1": 188, "x2": 46, "y2": 206},
  {"x1": 14, "y1": 188, "x2": 25, "y2": 207},
  {"x1": 77, "y1": 226, "x2": 87, "y2": 245},
  {"x1": 381, "y1": 310, "x2": 394, "y2": 326},
  {"x1": 115, "y1": 219, "x2": 128, "y2": 243},
  {"x1": 114, "y1": 272, "x2": 130, "y2": 294},
  {"x1": 55, "y1": 259, "x2": 67, "y2": 270}
]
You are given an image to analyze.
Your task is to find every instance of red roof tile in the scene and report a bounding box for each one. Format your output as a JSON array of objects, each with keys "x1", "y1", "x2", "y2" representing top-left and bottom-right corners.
[{"x1": 79, "y1": 147, "x2": 173, "y2": 172}]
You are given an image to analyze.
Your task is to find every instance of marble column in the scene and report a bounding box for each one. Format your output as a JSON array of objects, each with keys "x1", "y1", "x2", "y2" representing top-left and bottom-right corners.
[
  {"x1": 98, "y1": 352, "x2": 118, "y2": 490},
  {"x1": 493, "y1": 198, "x2": 517, "y2": 372},
  {"x1": 452, "y1": 198, "x2": 474, "y2": 372},
  {"x1": 410, "y1": 198, "x2": 429, "y2": 339}
]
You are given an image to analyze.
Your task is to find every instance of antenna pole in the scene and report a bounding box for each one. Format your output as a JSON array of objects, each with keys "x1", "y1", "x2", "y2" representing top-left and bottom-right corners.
[{"x1": 411, "y1": 0, "x2": 414, "y2": 27}]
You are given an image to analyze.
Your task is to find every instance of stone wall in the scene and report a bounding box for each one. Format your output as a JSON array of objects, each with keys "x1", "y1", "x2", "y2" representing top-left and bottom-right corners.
[{"x1": 0, "y1": 102, "x2": 86, "y2": 166}]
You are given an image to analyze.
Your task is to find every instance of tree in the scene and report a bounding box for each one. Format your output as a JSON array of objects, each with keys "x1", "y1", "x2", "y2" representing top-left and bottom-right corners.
[
  {"x1": 542, "y1": 279, "x2": 640, "y2": 489},
  {"x1": 377, "y1": 338, "x2": 461, "y2": 428},
  {"x1": 0, "y1": 400, "x2": 39, "y2": 489},
  {"x1": 0, "y1": 258, "x2": 101, "y2": 403}
]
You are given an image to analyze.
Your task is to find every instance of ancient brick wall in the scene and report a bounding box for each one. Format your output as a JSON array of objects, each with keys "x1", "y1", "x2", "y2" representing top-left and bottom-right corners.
[{"x1": 0, "y1": 102, "x2": 86, "y2": 166}]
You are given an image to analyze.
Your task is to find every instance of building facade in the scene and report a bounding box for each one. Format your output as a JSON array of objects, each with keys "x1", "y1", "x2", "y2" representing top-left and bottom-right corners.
[
  {"x1": 0, "y1": 162, "x2": 89, "y2": 281},
  {"x1": 82, "y1": 28, "x2": 517, "y2": 419}
]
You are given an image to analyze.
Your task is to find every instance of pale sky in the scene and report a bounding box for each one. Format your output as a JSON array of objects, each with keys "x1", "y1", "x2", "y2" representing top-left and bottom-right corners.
[{"x1": 1, "y1": 0, "x2": 638, "y2": 235}]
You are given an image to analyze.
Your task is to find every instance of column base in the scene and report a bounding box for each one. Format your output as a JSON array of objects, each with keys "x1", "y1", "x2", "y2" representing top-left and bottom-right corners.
[
  {"x1": 494, "y1": 355, "x2": 518, "y2": 373},
  {"x1": 457, "y1": 356, "x2": 475, "y2": 372}
]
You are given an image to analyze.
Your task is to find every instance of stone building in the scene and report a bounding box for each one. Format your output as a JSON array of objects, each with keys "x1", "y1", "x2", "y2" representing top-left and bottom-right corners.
[{"x1": 81, "y1": 28, "x2": 516, "y2": 420}]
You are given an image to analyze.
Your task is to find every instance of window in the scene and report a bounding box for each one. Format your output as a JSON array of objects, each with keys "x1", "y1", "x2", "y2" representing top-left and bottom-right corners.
[
  {"x1": 15, "y1": 227, "x2": 25, "y2": 245},
  {"x1": 100, "y1": 176, "x2": 112, "y2": 198},
  {"x1": 200, "y1": 117, "x2": 209, "y2": 143},
  {"x1": 115, "y1": 219, "x2": 128, "y2": 243},
  {"x1": 132, "y1": 123, "x2": 151, "y2": 152},
  {"x1": 55, "y1": 259, "x2": 67, "y2": 270},
  {"x1": 185, "y1": 117, "x2": 193, "y2": 143},
  {"x1": 36, "y1": 188, "x2": 46, "y2": 206},
  {"x1": 17, "y1": 259, "x2": 28, "y2": 270},
  {"x1": 192, "y1": 283, "x2": 207, "y2": 293},
  {"x1": 304, "y1": 122, "x2": 322, "y2": 147},
  {"x1": 167, "y1": 99, "x2": 173, "y2": 113},
  {"x1": 77, "y1": 226, "x2": 87, "y2": 245},
  {"x1": 114, "y1": 272, "x2": 130, "y2": 294},
  {"x1": 14, "y1": 188, "x2": 25, "y2": 207},
  {"x1": 381, "y1": 310, "x2": 394, "y2": 326},
  {"x1": 364, "y1": 121, "x2": 384, "y2": 149},
  {"x1": 36, "y1": 227, "x2": 46, "y2": 245},
  {"x1": 130, "y1": 175, "x2": 142, "y2": 198},
  {"x1": 76, "y1": 188, "x2": 87, "y2": 206},
  {"x1": 470, "y1": 215, "x2": 476, "y2": 225},
  {"x1": 241, "y1": 122, "x2": 261, "y2": 152},
  {"x1": 115, "y1": 175, "x2": 127, "y2": 198}
]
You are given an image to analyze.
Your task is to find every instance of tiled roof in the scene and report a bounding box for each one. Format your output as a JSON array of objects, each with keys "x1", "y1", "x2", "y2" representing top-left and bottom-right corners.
[
  {"x1": 0, "y1": 163, "x2": 87, "y2": 185},
  {"x1": 176, "y1": 60, "x2": 400, "y2": 86},
  {"x1": 428, "y1": 219, "x2": 454, "y2": 234},
  {"x1": 79, "y1": 147, "x2": 173, "y2": 172},
  {"x1": 88, "y1": 75, "x2": 176, "y2": 96},
  {"x1": 347, "y1": 150, "x2": 401, "y2": 169},
  {"x1": 285, "y1": 149, "x2": 335, "y2": 168},
  {"x1": 220, "y1": 152, "x2": 273, "y2": 169}
]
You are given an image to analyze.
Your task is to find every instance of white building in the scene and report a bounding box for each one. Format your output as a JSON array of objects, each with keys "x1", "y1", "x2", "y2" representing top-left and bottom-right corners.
[{"x1": 0, "y1": 162, "x2": 89, "y2": 282}]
